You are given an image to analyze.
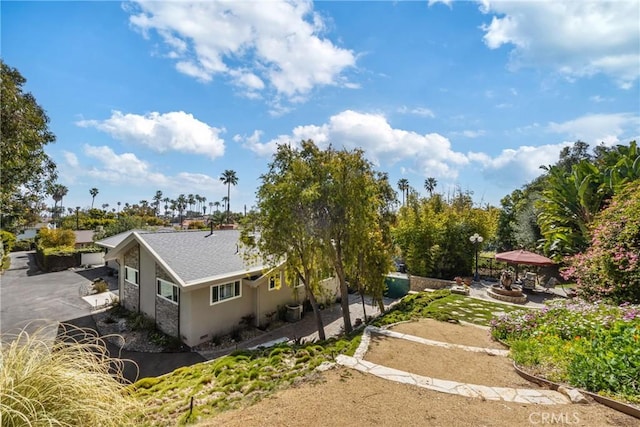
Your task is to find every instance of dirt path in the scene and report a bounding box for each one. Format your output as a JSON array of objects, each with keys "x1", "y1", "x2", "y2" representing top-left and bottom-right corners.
[{"x1": 205, "y1": 319, "x2": 639, "y2": 426}]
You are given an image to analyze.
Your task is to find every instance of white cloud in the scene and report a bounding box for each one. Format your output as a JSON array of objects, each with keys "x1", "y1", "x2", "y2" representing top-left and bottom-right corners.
[
  {"x1": 547, "y1": 113, "x2": 640, "y2": 145},
  {"x1": 128, "y1": 1, "x2": 356, "y2": 101},
  {"x1": 480, "y1": 1, "x2": 640, "y2": 88},
  {"x1": 76, "y1": 110, "x2": 225, "y2": 159},
  {"x1": 469, "y1": 142, "x2": 571, "y2": 187},
  {"x1": 63, "y1": 151, "x2": 79, "y2": 167},
  {"x1": 64, "y1": 145, "x2": 224, "y2": 195},
  {"x1": 397, "y1": 106, "x2": 436, "y2": 118},
  {"x1": 237, "y1": 110, "x2": 468, "y2": 178},
  {"x1": 452, "y1": 129, "x2": 486, "y2": 138}
]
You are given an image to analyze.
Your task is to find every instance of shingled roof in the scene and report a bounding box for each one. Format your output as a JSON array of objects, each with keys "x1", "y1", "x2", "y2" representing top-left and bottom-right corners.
[{"x1": 104, "y1": 229, "x2": 268, "y2": 287}]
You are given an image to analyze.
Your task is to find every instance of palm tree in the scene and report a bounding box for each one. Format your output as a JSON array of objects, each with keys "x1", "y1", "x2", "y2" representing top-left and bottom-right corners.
[
  {"x1": 220, "y1": 170, "x2": 238, "y2": 223},
  {"x1": 209, "y1": 201, "x2": 214, "y2": 215},
  {"x1": 397, "y1": 178, "x2": 409, "y2": 206},
  {"x1": 424, "y1": 177, "x2": 438, "y2": 197},
  {"x1": 50, "y1": 184, "x2": 68, "y2": 223},
  {"x1": 153, "y1": 190, "x2": 163, "y2": 216},
  {"x1": 176, "y1": 194, "x2": 187, "y2": 227},
  {"x1": 221, "y1": 197, "x2": 229, "y2": 217},
  {"x1": 200, "y1": 196, "x2": 207, "y2": 215},
  {"x1": 187, "y1": 194, "x2": 195, "y2": 217},
  {"x1": 89, "y1": 188, "x2": 99, "y2": 209},
  {"x1": 213, "y1": 201, "x2": 220, "y2": 213}
]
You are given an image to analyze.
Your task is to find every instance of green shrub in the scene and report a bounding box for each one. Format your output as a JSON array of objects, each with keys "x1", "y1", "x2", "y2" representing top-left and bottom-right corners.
[
  {"x1": 13, "y1": 239, "x2": 33, "y2": 251},
  {"x1": 1, "y1": 230, "x2": 17, "y2": 253},
  {"x1": 492, "y1": 299, "x2": 640, "y2": 402},
  {"x1": 36, "y1": 228, "x2": 76, "y2": 248}
]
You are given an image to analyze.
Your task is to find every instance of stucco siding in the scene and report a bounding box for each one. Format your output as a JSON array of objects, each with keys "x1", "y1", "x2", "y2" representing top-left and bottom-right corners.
[
  {"x1": 255, "y1": 272, "x2": 298, "y2": 328},
  {"x1": 181, "y1": 279, "x2": 255, "y2": 347}
]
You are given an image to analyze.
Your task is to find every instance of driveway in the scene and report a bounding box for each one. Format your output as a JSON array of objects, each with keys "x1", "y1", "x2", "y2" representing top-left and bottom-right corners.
[
  {"x1": 1, "y1": 251, "x2": 205, "y2": 381},
  {"x1": 0, "y1": 251, "x2": 104, "y2": 336}
]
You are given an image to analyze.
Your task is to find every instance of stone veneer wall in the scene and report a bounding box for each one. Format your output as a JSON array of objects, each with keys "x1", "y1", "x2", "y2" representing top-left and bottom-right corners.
[
  {"x1": 155, "y1": 264, "x2": 179, "y2": 338},
  {"x1": 409, "y1": 275, "x2": 454, "y2": 292},
  {"x1": 122, "y1": 245, "x2": 140, "y2": 312}
]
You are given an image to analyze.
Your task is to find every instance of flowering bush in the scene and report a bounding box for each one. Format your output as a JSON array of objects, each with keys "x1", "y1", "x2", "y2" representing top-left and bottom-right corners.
[
  {"x1": 561, "y1": 180, "x2": 640, "y2": 304},
  {"x1": 491, "y1": 299, "x2": 640, "y2": 402}
]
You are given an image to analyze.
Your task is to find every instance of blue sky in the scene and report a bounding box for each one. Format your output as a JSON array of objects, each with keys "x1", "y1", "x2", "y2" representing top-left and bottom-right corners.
[{"x1": 3, "y1": 1, "x2": 639, "y2": 214}]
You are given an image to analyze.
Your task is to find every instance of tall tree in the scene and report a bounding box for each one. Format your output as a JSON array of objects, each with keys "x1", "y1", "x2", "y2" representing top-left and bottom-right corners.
[
  {"x1": 1, "y1": 60, "x2": 57, "y2": 231},
  {"x1": 89, "y1": 188, "x2": 99, "y2": 209},
  {"x1": 318, "y1": 145, "x2": 395, "y2": 333},
  {"x1": 220, "y1": 170, "x2": 238, "y2": 224},
  {"x1": 424, "y1": 177, "x2": 437, "y2": 197},
  {"x1": 153, "y1": 190, "x2": 163, "y2": 216},
  {"x1": 49, "y1": 184, "x2": 68, "y2": 226},
  {"x1": 397, "y1": 178, "x2": 409, "y2": 207},
  {"x1": 243, "y1": 143, "x2": 329, "y2": 339}
]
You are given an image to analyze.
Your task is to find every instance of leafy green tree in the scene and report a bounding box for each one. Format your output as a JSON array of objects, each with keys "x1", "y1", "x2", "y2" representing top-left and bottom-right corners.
[
  {"x1": 1, "y1": 60, "x2": 57, "y2": 232},
  {"x1": 393, "y1": 190, "x2": 496, "y2": 279},
  {"x1": 220, "y1": 170, "x2": 238, "y2": 224},
  {"x1": 243, "y1": 142, "x2": 329, "y2": 339},
  {"x1": 318, "y1": 146, "x2": 396, "y2": 333},
  {"x1": 562, "y1": 180, "x2": 640, "y2": 304}
]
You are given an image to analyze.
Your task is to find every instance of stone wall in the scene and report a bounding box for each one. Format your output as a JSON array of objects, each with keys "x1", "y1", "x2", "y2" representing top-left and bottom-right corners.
[
  {"x1": 123, "y1": 245, "x2": 139, "y2": 269},
  {"x1": 155, "y1": 263, "x2": 179, "y2": 338},
  {"x1": 409, "y1": 275, "x2": 454, "y2": 292},
  {"x1": 122, "y1": 244, "x2": 140, "y2": 311},
  {"x1": 156, "y1": 296, "x2": 179, "y2": 337},
  {"x1": 122, "y1": 281, "x2": 139, "y2": 312},
  {"x1": 155, "y1": 264, "x2": 172, "y2": 282}
]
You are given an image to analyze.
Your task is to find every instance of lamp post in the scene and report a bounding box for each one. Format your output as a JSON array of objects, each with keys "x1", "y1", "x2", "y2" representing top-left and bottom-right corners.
[{"x1": 469, "y1": 233, "x2": 484, "y2": 282}]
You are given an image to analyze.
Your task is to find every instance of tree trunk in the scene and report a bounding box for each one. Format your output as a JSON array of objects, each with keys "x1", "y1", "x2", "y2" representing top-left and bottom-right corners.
[
  {"x1": 359, "y1": 289, "x2": 367, "y2": 322},
  {"x1": 333, "y1": 253, "x2": 352, "y2": 334},
  {"x1": 307, "y1": 287, "x2": 326, "y2": 341}
]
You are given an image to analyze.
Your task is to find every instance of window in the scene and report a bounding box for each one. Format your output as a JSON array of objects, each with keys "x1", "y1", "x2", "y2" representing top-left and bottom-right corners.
[
  {"x1": 124, "y1": 266, "x2": 139, "y2": 286},
  {"x1": 211, "y1": 281, "x2": 241, "y2": 305},
  {"x1": 268, "y1": 274, "x2": 281, "y2": 291},
  {"x1": 157, "y1": 278, "x2": 179, "y2": 304}
]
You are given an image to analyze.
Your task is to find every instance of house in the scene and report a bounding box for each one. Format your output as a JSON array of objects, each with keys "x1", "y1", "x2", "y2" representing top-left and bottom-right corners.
[
  {"x1": 103, "y1": 229, "x2": 301, "y2": 347},
  {"x1": 73, "y1": 230, "x2": 95, "y2": 248}
]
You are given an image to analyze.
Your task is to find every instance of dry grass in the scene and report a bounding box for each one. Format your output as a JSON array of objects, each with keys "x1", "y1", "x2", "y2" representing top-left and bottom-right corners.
[{"x1": 0, "y1": 323, "x2": 140, "y2": 426}]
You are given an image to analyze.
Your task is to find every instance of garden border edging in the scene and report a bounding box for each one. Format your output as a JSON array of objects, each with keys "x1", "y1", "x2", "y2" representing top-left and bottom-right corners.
[{"x1": 513, "y1": 363, "x2": 640, "y2": 420}]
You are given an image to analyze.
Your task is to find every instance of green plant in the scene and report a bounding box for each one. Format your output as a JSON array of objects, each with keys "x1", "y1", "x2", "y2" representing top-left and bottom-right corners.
[
  {"x1": 1, "y1": 230, "x2": 17, "y2": 253},
  {"x1": 492, "y1": 299, "x2": 640, "y2": 402},
  {"x1": 92, "y1": 278, "x2": 109, "y2": 294},
  {"x1": 0, "y1": 324, "x2": 139, "y2": 426}
]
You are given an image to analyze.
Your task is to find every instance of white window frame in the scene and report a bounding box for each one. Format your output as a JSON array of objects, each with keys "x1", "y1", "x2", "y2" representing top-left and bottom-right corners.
[
  {"x1": 124, "y1": 266, "x2": 139, "y2": 286},
  {"x1": 157, "y1": 278, "x2": 179, "y2": 304},
  {"x1": 268, "y1": 274, "x2": 281, "y2": 291},
  {"x1": 210, "y1": 281, "x2": 242, "y2": 305}
]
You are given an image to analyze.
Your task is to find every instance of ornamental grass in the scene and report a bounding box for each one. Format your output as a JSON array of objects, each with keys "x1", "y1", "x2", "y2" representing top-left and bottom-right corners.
[{"x1": 0, "y1": 323, "x2": 140, "y2": 426}]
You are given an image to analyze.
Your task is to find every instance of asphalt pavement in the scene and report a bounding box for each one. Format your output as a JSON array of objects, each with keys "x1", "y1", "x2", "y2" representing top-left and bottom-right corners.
[{"x1": 1, "y1": 251, "x2": 97, "y2": 336}]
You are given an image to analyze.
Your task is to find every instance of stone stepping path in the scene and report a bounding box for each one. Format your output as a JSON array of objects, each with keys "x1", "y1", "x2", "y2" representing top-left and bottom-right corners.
[{"x1": 337, "y1": 325, "x2": 570, "y2": 405}]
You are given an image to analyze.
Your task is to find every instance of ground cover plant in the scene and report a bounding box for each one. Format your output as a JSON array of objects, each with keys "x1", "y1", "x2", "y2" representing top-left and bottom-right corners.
[
  {"x1": 128, "y1": 335, "x2": 362, "y2": 426},
  {"x1": 0, "y1": 324, "x2": 140, "y2": 426},
  {"x1": 373, "y1": 290, "x2": 526, "y2": 327},
  {"x1": 491, "y1": 299, "x2": 640, "y2": 403}
]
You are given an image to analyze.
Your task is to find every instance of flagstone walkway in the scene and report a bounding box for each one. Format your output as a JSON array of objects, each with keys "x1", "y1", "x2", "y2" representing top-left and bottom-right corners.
[{"x1": 336, "y1": 325, "x2": 570, "y2": 405}]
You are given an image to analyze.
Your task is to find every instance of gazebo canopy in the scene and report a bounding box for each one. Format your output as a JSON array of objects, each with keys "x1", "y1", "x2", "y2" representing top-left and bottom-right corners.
[{"x1": 495, "y1": 249, "x2": 555, "y2": 266}]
